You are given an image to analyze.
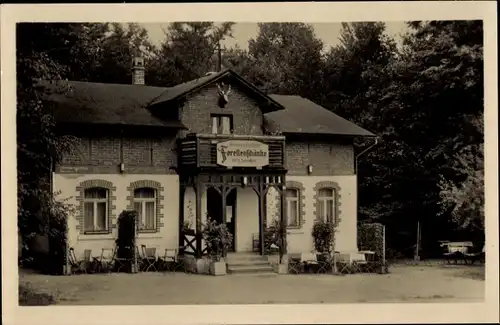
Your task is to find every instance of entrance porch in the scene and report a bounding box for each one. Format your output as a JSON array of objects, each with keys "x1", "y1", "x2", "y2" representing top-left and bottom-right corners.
[{"x1": 179, "y1": 173, "x2": 287, "y2": 258}]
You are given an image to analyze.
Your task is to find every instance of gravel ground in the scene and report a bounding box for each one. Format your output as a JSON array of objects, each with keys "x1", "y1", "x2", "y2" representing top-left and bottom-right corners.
[{"x1": 18, "y1": 263, "x2": 484, "y2": 305}]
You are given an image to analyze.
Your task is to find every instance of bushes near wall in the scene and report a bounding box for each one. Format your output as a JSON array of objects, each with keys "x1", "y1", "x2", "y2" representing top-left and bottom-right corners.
[
  {"x1": 358, "y1": 222, "x2": 388, "y2": 273},
  {"x1": 115, "y1": 210, "x2": 138, "y2": 272}
]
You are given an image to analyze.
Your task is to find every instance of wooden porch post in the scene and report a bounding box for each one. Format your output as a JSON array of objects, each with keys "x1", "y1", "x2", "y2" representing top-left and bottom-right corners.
[
  {"x1": 280, "y1": 177, "x2": 287, "y2": 256},
  {"x1": 221, "y1": 185, "x2": 227, "y2": 258},
  {"x1": 179, "y1": 184, "x2": 186, "y2": 252},
  {"x1": 258, "y1": 182, "x2": 266, "y2": 255},
  {"x1": 195, "y1": 177, "x2": 203, "y2": 259}
]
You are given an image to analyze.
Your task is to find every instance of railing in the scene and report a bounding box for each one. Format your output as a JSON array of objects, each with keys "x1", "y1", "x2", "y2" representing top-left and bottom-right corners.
[{"x1": 178, "y1": 133, "x2": 286, "y2": 170}]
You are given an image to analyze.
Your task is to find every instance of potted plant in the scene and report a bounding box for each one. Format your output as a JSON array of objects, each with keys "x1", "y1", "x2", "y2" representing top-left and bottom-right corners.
[
  {"x1": 266, "y1": 219, "x2": 288, "y2": 274},
  {"x1": 202, "y1": 218, "x2": 233, "y2": 276}
]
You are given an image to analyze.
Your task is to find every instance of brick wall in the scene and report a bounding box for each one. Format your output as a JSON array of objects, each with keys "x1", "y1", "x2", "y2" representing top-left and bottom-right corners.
[
  {"x1": 59, "y1": 135, "x2": 177, "y2": 174},
  {"x1": 286, "y1": 140, "x2": 354, "y2": 176},
  {"x1": 179, "y1": 84, "x2": 264, "y2": 136}
]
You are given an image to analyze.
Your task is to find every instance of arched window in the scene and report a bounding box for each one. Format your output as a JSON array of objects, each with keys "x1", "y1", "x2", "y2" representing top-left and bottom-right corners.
[
  {"x1": 83, "y1": 187, "x2": 109, "y2": 232},
  {"x1": 286, "y1": 188, "x2": 300, "y2": 227},
  {"x1": 133, "y1": 187, "x2": 157, "y2": 231},
  {"x1": 317, "y1": 188, "x2": 335, "y2": 223}
]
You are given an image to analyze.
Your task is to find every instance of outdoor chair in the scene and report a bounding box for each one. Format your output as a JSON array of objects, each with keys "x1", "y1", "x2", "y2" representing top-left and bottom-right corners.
[
  {"x1": 113, "y1": 246, "x2": 134, "y2": 272},
  {"x1": 252, "y1": 233, "x2": 260, "y2": 252},
  {"x1": 359, "y1": 251, "x2": 377, "y2": 273},
  {"x1": 98, "y1": 248, "x2": 116, "y2": 273},
  {"x1": 288, "y1": 254, "x2": 302, "y2": 274},
  {"x1": 141, "y1": 245, "x2": 158, "y2": 272},
  {"x1": 68, "y1": 248, "x2": 88, "y2": 274},
  {"x1": 160, "y1": 249, "x2": 183, "y2": 272},
  {"x1": 444, "y1": 250, "x2": 466, "y2": 264},
  {"x1": 316, "y1": 253, "x2": 334, "y2": 274},
  {"x1": 464, "y1": 245, "x2": 485, "y2": 265},
  {"x1": 301, "y1": 252, "x2": 319, "y2": 273},
  {"x1": 351, "y1": 252, "x2": 368, "y2": 273},
  {"x1": 335, "y1": 253, "x2": 352, "y2": 274}
]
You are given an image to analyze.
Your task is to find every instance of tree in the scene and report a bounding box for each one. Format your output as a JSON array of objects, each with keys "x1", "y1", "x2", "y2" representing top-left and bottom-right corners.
[
  {"x1": 96, "y1": 23, "x2": 156, "y2": 84},
  {"x1": 243, "y1": 23, "x2": 324, "y2": 97},
  {"x1": 147, "y1": 22, "x2": 235, "y2": 86},
  {"x1": 16, "y1": 23, "x2": 80, "y2": 264},
  {"x1": 439, "y1": 113, "x2": 484, "y2": 231}
]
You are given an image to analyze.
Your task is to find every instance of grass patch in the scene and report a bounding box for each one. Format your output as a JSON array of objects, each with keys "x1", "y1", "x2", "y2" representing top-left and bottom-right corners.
[{"x1": 19, "y1": 283, "x2": 56, "y2": 306}]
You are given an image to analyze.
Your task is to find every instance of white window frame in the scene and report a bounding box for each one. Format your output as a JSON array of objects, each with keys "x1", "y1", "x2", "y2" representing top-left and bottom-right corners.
[
  {"x1": 83, "y1": 188, "x2": 109, "y2": 232},
  {"x1": 134, "y1": 188, "x2": 157, "y2": 231},
  {"x1": 286, "y1": 188, "x2": 300, "y2": 228},
  {"x1": 318, "y1": 188, "x2": 335, "y2": 223},
  {"x1": 211, "y1": 114, "x2": 232, "y2": 135}
]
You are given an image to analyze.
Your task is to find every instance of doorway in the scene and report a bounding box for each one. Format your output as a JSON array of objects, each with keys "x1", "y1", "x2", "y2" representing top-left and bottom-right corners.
[{"x1": 206, "y1": 187, "x2": 236, "y2": 252}]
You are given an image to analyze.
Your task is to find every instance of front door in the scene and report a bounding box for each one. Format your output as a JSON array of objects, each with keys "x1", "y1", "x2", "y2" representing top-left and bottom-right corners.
[
  {"x1": 206, "y1": 187, "x2": 236, "y2": 252},
  {"x1": 225, "y1": 188, "x2": 237, "y2": 251}
]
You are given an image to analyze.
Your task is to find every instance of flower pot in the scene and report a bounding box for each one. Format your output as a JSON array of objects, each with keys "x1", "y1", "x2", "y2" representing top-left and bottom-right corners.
[
  {"x1": 209, "y1": 261, "x2": 227, "y2": 276},
  {"x1": 276, "y1": 263, "x2": 288, "y2": 274},
  {"x1": 196, "y1": 258, "x2": 211, "y2": 274}
]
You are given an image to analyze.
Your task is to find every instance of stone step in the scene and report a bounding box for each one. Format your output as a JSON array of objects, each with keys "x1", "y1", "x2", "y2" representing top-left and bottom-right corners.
[
  {"x1": 230, "y1": 272, "x2": 277, "y2": 278},
  {"x1": 226, "y1": 253, "x2": 267, "y2": 263},
  {"x1": 227, "y1": 264, "x2": 274, "y2": 274},
  {"x1": 227, "y1": 260, "x2": 270, "y2": 267}
]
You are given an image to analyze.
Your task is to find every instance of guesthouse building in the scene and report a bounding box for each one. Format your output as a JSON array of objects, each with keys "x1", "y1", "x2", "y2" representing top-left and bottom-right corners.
[{"x1": 45, "y1": 58, "x2": 376, "y2": 266}]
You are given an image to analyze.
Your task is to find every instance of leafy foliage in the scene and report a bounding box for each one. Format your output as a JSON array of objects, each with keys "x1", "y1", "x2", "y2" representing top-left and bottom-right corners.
[
  {"x1": 202, "y1": 217, "x2": 233, "y2": 261},
  {"x1": 17, "y1": 21, "x2": 484, "y2": 261},
  {"x1": 147, "y1": 22, "x2": 235, "y2": 86},
  {"x1": 264, "y1": 218, "x2": 287, "y2": 262},
  {"x1": 116, "y1": 210, "x2": 138, "y2": 272},
  {"x1": 311, "y1": 220, "x2": 333, "y2": 253},
  {"x1": 311, "y1": 217, "x2": 340, "y2": 272}
]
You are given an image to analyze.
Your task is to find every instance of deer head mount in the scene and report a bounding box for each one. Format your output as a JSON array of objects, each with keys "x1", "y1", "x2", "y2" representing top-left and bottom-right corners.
[{"x1": 217, "y1": 82, "x2": 231, "y2": 108}]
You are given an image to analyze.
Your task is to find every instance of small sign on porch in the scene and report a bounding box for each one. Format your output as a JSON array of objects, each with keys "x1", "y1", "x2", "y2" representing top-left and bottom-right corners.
[{"x1": 216, "y1": 140, "x2": 269, "y2": 168}]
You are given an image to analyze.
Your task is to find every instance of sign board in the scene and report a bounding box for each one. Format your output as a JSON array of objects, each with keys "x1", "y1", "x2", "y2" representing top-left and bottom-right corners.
[{"x1": 216, "y1": 140, "x2": 269, "y2": 168}]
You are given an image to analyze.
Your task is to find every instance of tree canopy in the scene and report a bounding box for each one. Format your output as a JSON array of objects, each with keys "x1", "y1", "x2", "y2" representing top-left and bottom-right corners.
[{"x1": 17, "y1": 21, "x2": 485, "y2": 259}]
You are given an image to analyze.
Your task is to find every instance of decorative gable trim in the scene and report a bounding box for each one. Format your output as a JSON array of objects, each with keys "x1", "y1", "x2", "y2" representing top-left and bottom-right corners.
[{"x1": 148, "y1": 69, "x2": 286, "y2": 113}]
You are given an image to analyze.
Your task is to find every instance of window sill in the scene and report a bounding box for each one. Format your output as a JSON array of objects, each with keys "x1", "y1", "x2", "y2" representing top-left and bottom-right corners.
[
  {"x1": 138, "y1": 229, "x2": 158, "y2": 234},
  {"x1": 137, "y1": 232, "x2": 162, "y2": 239},
  {"x1": 78, "y1": 232, "x2": 114, "y2": 241}
]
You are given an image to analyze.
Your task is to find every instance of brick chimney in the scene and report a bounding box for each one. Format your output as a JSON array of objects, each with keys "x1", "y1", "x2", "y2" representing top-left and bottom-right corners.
[{"x1": 131, "y1": 57, "x2": 145, "y2": 85}]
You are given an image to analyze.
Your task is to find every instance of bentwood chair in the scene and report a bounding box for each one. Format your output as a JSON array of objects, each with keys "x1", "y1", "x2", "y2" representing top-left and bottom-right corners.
[
  {"x1": 288, "y1": 253, "x2": 302, "y2": 274},
  {"x1": 99, "y1": 248, "x2": 116, "y2": 273},
  {"x1": 336, "y1": 252, "x2": 352, "y2": 274},
  {"x1": 160, "y1": 249, "x2": 183, "y2": 272},
  {"x1": 69, "y1": 248, "x2": 87, "y2": 274},
  {"x1": 141, "y1": 245, "x2": 157, "y2": 272},
  {"x1": 316, "y1": 253, "x2": 333, "y2": 274}
]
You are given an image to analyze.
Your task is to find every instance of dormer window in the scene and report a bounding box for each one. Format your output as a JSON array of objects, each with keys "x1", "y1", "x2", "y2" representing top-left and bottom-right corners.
[{"x1": 211, "y1": 114, "x2": 233, "y2": 135}]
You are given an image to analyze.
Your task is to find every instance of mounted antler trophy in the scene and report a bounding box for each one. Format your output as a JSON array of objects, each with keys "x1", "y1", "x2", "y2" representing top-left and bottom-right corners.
[{"x1": 217, "y1": 82, "x2": 231, "y2": 108}]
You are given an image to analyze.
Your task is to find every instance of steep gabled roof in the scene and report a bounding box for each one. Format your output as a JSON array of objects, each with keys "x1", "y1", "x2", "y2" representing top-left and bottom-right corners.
[
  {"x1": 148, "y1": 69, "x2": 285, "y2": 112},
  {"x1": 265, "y1": 95, "x2": 376, "y2": 137},
  {"x1": 39, "y1": 80, "x2": 186, "y2": 129}
]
